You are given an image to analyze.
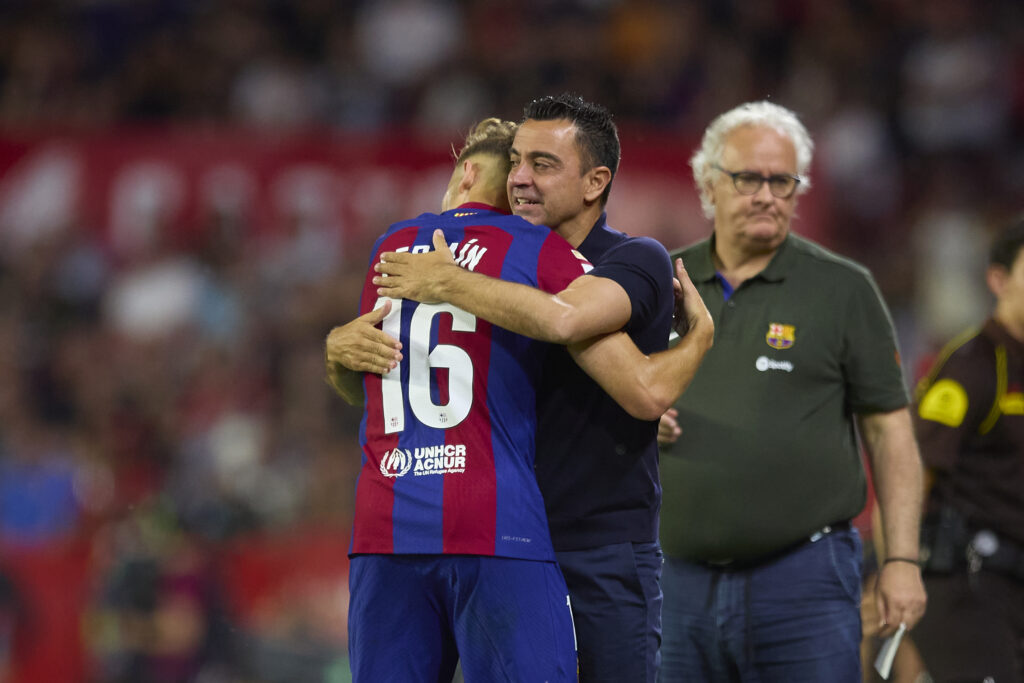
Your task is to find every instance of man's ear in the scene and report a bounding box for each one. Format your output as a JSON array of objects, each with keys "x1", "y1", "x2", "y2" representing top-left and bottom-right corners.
[
  {"x1": 987, "y1": 264, "x2": 1008, "y2": 299},
  {"x1": 583, "y1": 166, "x2": 612, "y2": 203},
  {"x1": 458, "y1": 160, "x2": 478, "y2": 193}
]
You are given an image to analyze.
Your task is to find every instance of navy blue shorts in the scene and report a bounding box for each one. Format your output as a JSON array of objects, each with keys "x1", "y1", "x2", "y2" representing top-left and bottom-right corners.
[
  {"x1": 348, "y1": 554, "x2": 577, "y2": 682},
  {"x1": 557, "y1": 541, "x2": 663, "y2": 682}
]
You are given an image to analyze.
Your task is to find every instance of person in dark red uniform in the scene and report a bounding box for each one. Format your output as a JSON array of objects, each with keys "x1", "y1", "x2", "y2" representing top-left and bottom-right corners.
[{"x1": 912, "y1": 216, "x2": 1024, "y2": 681}]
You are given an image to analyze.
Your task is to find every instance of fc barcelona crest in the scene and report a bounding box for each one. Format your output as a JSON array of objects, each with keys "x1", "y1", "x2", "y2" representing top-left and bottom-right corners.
[{"x1": 766, "y1": 323, "x2": 795, "y2": 350}]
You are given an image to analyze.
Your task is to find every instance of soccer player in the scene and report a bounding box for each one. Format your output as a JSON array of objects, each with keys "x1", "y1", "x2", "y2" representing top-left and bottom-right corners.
[{"x1": 334, "y1": 117, "x2": 583, "y2": 682}]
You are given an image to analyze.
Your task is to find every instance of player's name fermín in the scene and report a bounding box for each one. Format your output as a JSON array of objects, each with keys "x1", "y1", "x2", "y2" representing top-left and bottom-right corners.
[{"x1": 393, "y1": 239, "x2": 487, "y2": 272}]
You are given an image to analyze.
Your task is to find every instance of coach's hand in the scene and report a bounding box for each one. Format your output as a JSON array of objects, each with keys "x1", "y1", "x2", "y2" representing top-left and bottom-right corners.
[
  {"x1": 658, "y1": 408, "x2": 682, "y2": 445},
  {"x1": 674, "y1": 259, "x2": 713, "y2": 342},
  {"x1": 374, "y1": 229, "x2": 459, "y2": 302},
  {"x1": 326, "y1": 301, "x2": 402, "y2": 376}
]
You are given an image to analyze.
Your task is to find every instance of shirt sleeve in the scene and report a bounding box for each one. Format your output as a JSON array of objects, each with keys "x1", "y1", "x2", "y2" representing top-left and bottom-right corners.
[
  {"x1": 913, "y1": 333, "x2": 994, "y2": 471},
  {"x1": 840, "y1": 268, "x2": 911, "y2": 413},
  {"x1": 589, "y1": 236, "x2": 673, "y2": 331}
]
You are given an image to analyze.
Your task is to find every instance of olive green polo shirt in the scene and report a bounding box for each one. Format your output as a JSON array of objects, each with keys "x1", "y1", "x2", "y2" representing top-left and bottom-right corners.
[{"x1": 660, "y1": 233, "x2": 909, "y2": 563}]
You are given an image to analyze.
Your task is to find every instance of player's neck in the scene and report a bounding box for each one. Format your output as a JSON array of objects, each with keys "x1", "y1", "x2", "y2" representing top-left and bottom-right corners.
[
  {"x1": 994, "y1": 307, "x2": 1024, "y2": 345},
  {"x1": 465, "y1": 186, "x2": 509, "y2": 212}
]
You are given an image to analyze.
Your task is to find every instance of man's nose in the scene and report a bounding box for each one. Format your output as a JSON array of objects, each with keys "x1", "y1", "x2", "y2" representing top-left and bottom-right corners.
[
  {"x1": 751, "y1": 180, "x2": 774, "y2": 203},
  {"x1": 508, "y1": 163, "x2": 529, "y2": 186}
]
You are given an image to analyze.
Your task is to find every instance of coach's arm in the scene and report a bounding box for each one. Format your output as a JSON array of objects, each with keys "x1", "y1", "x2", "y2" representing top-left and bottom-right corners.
[{"x1": 373, "y1": 229, "x2": 631, "y2": 345}]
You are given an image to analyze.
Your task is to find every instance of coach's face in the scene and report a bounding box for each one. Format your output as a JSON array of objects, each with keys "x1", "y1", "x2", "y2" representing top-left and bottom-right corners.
[
  {"x1": 709, "y1": 125, "x2": 798, "y2": 255},
  {"x1": 507, "y1": 118, "x2": 603, "y2": 236}
]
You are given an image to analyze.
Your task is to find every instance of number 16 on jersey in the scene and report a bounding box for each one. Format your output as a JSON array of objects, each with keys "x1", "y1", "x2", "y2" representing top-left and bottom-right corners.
[{"x1": 376, "y1": 297, "x2": 476, "y2": 434}]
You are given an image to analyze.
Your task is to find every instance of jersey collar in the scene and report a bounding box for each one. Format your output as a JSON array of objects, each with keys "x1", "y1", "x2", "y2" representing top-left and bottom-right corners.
[
  {"x1": 987, "y1": 317, "x2": 1024, "y2": 355},
  {"x1": 445, "y1": 202, "x2": 510, "y2": 216}
]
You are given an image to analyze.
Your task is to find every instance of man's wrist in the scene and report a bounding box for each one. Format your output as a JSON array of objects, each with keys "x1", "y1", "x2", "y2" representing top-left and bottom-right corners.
[
  {"x1": 687, "y1": 315, "x2": 714, "y2": 347},
  {"x1": 432, "y1": 262, "x2": 467, "y2": 299}
]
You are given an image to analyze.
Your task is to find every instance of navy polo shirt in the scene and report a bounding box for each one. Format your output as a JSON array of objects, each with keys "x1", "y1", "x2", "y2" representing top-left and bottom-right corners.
[{"x1": 534, "y1": 214, "x2": 674, "y2": 550}]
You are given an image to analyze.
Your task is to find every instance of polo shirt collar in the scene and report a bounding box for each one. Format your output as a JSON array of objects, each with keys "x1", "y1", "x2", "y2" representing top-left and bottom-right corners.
[
  {"x1": 986, "y1": 317, "x2": 1024, "y2": 356},
  {"x1": 576, "y1": 212, "x2": 611, "y2": 252},
  {"x1": 689, "y1": 232, "x2": 795, "y2": 284},
  {"x1": 756, "y1": 234, "x2": 795, "y2": 283},
  {"x1": 687, "y1": 235, "x2": 721, "y2": 284}
]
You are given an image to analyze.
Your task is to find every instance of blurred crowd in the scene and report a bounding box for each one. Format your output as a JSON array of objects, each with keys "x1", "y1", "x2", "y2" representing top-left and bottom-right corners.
[
  {"x1": 0, "y1": 160, "x2": 363, "y2": 679},
  {"x1": 2, "y1": 0, "x2": 1023, "y2": 326},
  {"x1": 0, "y1": 0, "x2": 1022, "y2": 681}
]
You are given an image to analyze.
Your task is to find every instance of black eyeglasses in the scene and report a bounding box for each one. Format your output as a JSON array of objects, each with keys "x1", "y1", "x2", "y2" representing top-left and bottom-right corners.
[{"x1": 712, "y1": 164, "x2": 801, "y2": 199}]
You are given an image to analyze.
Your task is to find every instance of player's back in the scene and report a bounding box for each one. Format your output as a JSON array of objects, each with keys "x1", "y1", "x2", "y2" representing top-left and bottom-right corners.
[{"x1": 350, "y1": 204, "x2": 590, "y2": 560}]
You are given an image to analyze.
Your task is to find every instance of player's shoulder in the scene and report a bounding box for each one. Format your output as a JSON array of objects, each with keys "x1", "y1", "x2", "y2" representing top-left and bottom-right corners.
[
  {"x1": 386, "y1": 209, "x2": 549, "y2": 243},
  {"x1": 379, "y1": 211, "x2": 443, "y2": 238},
  {"x1": 407, "y1": 210, "x2": 445, "y2": 226},
  {"x1": 495, "y1": 214, "x2": 555, "y2": 239}
]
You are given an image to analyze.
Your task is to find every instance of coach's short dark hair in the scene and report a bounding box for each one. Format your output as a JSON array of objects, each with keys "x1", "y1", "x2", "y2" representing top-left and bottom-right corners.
[
  {"x1": 989, "y1": 215, "x2": 1024, "y2": 270},
  {"x1": 523, "y1": 93, "x2": 620, "y2": 206}
]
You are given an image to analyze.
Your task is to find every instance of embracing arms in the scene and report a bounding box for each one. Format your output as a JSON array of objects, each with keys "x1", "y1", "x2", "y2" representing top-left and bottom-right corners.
[
  {"x1": 373, "y1": 229, "x2": 632, "y2": 345},
  {"x1": 326, "y1": 231, "x2": 713, "y2": 419},
  {"x1": 567, "y1": 261, "x2": 713, "y2": 420}
]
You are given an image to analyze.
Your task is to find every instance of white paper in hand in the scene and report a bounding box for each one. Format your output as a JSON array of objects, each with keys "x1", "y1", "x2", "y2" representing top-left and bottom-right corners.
[{"x1": 873, "y1": 622, "x2": 907, "y2": 680}]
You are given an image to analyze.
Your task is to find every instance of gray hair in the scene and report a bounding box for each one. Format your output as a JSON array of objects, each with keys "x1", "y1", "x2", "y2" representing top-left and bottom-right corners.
[{"x1": 690, "y1": 101, "x2": 814, "y2": 219}]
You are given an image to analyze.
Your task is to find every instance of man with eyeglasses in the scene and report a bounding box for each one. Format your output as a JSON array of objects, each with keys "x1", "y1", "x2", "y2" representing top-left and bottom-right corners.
[{"x1": 656, "y1": 101, "x2": 927, "y2": 681}]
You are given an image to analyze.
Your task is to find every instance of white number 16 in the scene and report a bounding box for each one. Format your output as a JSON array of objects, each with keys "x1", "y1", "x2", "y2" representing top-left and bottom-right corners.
[{"x1": 377, "y1": 298, "x2": 475, "y2": 434}]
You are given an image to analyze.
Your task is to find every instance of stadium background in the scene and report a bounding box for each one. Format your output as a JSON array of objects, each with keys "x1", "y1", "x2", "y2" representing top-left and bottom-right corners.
[{"x1": 0, "y1": 0, "x2": 1021, "y2": 681}]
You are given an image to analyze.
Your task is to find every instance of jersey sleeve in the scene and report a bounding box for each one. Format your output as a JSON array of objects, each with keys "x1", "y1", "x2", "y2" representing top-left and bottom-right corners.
[
  {"x1": 535, "y1": 232, "x2": 592, "y2": 294},
  {"x1": 359, "y1": 226, "x2": 418, "y2": 315},
  {"x1": 839, "y1": 268, "x2": 911, "y2": 413},
  {"x1": 913, "y1": 333, "x2": 993, "y2": 471},
  {"x1": 588, "y1": 236, "x2": 673, "y2": 330}
]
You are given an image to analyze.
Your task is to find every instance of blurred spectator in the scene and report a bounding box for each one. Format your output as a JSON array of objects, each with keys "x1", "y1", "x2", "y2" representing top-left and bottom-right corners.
[
  {"x1": 353, "y1": 0, "x2": 461, "y2": 90},
  {"x1": 910, "y1": 159, "x2": 993, "y2": 347},
  {"x1": 88, "y1": 498, "x2": 232, "y2": 683},
  {"x1": 0, "y1": 570, "x2": 21, "y2": 683},
  {"x1": 898, "y1": 0, "x2": 1012, "y2": 153},
  {"x1": 0, "y1": 412, "x2": 81, "y2": 545},
  {"x1": 230, "y1": 47, "x2": 328, "y2": 129}
]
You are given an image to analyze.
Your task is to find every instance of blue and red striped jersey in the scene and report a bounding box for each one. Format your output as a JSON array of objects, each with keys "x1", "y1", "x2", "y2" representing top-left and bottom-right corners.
[{"x1": 351, "y1": 203, "x2": 591, "y2": 561}]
